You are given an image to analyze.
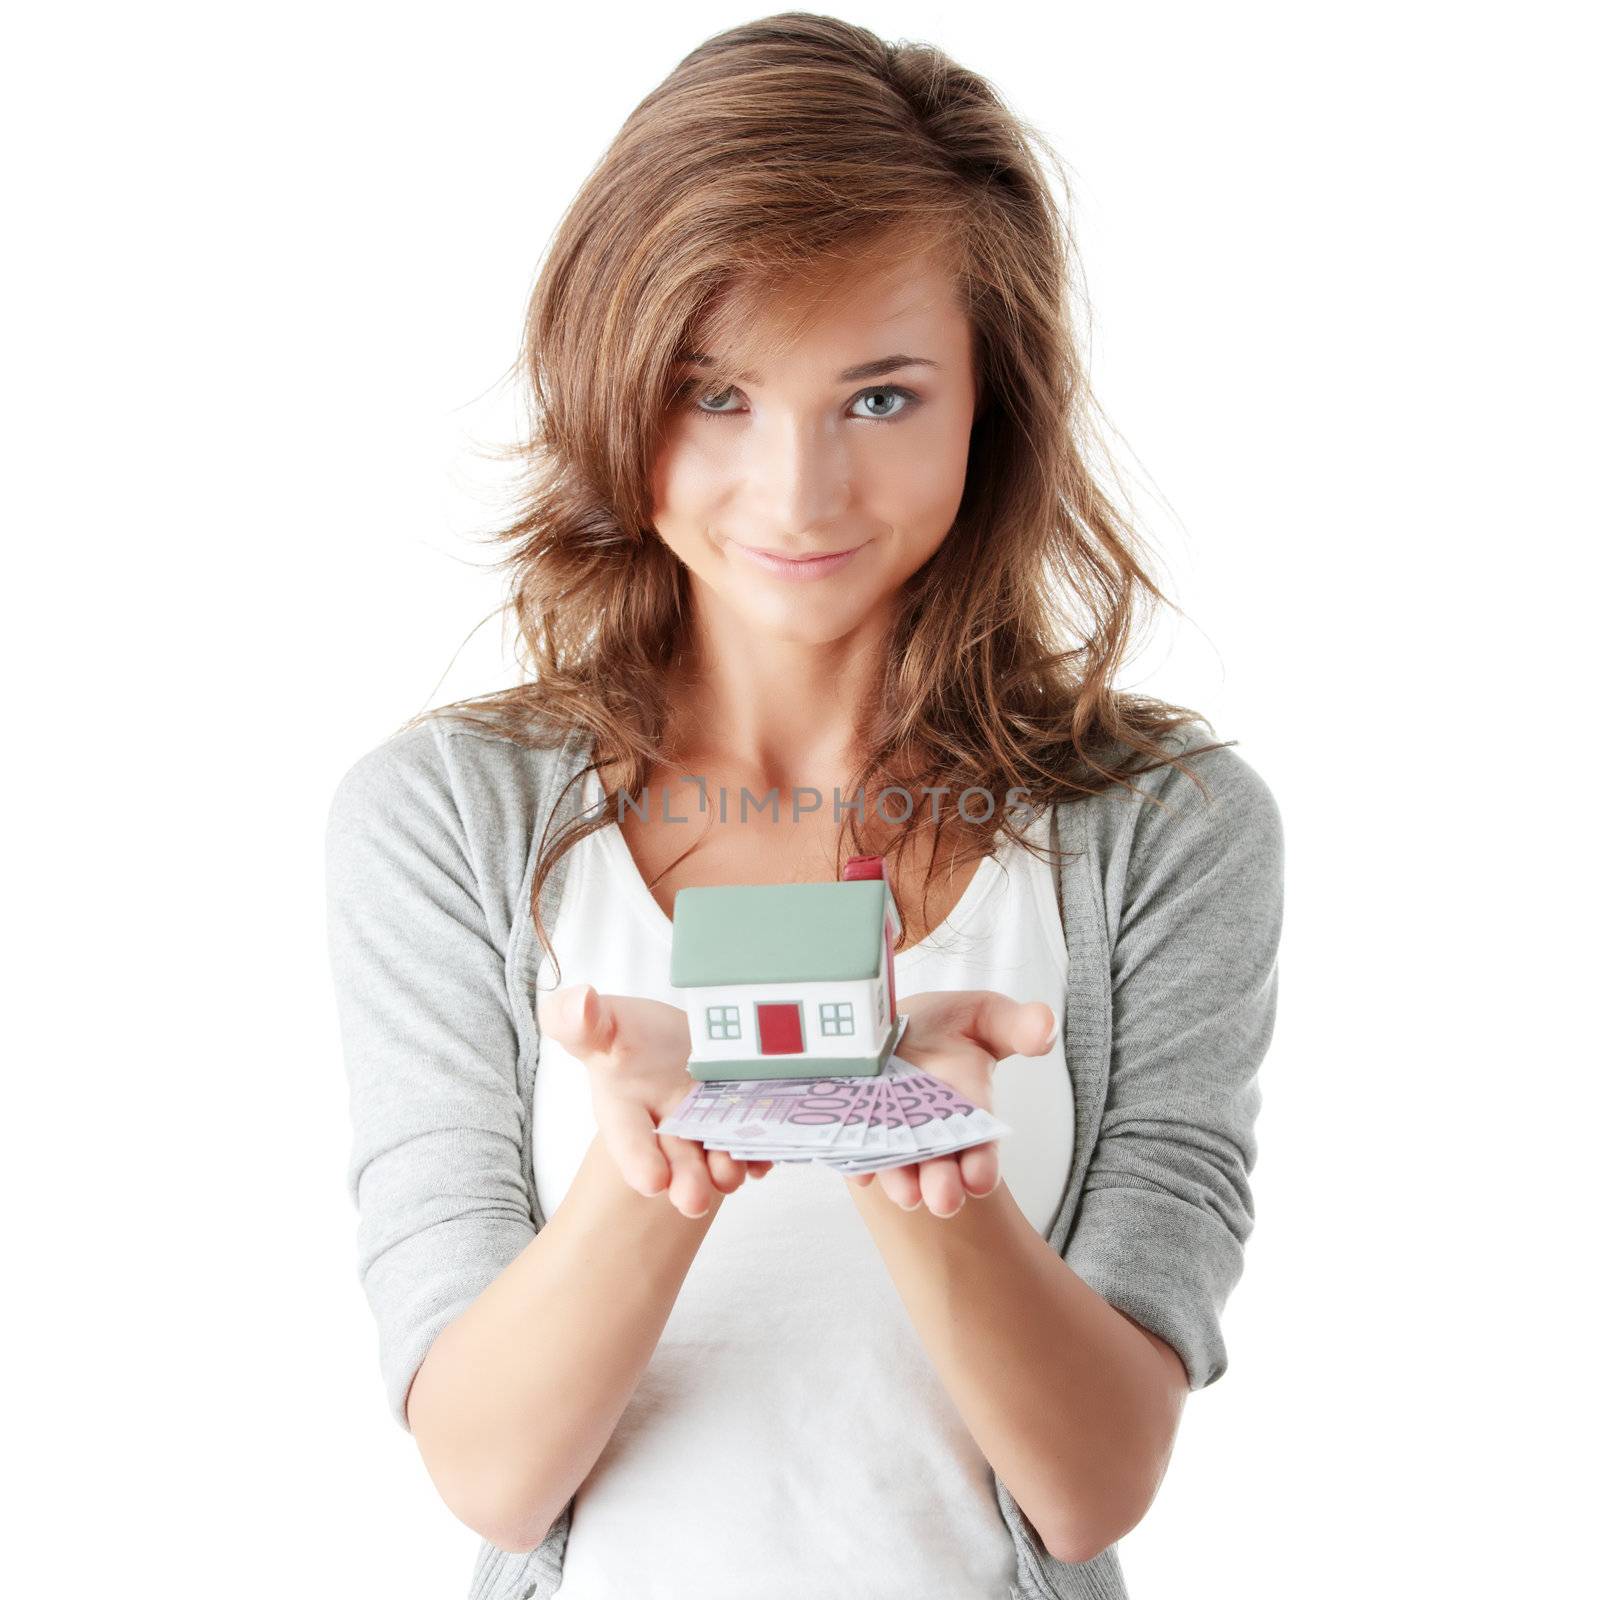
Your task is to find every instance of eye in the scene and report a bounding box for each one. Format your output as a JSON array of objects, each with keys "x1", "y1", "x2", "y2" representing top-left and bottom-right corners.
[
  {"x1": 848, "y1": 386, "x2": 918, "y2": 422},
  {"x1": 680, "y1": 382, "x2": 921, "y2": 423},
  {"x1": 692, "y1": 384, "x2": 742, "y2": 415}
]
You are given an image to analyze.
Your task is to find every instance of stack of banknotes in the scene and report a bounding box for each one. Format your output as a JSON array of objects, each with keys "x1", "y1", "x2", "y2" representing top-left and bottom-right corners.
[{"x1": 657, "y1": 1051, "x2": 1012, "y2": 1175}]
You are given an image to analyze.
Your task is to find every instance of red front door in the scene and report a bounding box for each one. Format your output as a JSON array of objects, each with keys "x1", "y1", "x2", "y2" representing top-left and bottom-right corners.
[{"x1": 756, "y1": 1002, "x2": 803, "y2": 1055}]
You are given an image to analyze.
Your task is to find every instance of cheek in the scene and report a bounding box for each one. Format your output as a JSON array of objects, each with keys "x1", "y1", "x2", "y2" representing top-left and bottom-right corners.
[
  {"x1": 870, "y1": 422, "x2": 971, "y2": 537},
  {"x1": 649, "y1": 431, "x2": 723, "y2": 528}
]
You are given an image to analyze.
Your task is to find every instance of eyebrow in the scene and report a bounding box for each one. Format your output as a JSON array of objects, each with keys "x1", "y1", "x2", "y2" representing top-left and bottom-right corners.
[{"x1": 678, "y1": 351, "x2": 941, "y2": 384}]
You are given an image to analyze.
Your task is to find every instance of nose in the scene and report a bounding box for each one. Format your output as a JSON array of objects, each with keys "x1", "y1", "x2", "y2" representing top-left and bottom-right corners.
[{"x1": 746, "y1": 414, "x2": 851, "y2": 541}]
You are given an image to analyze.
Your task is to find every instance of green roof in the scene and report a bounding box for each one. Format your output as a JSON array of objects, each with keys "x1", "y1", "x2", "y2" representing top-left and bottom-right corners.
[{"x1": 669, "y1": 880, "x2": 887, "y2": 987}]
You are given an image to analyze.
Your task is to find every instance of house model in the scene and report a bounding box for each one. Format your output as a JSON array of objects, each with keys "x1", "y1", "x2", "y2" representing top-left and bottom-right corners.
[{"x1": 669, "y1": 854, "x2": 908, "y2": 1082}]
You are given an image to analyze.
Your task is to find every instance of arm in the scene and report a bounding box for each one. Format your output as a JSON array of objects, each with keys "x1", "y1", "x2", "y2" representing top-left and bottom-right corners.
[
  {"x1": 849, "y1": 744, "x2": 1284, "y2": 1562},
  {"x1": 846, "y1": 1175, "x2": 1185, "y2": 1564},
  {"x1": 409, "y1": 1132, "x2": 723, "y2": 1550},
  {"x1": 324, "y1": 727, "x2": 725, "y2": 1551}
]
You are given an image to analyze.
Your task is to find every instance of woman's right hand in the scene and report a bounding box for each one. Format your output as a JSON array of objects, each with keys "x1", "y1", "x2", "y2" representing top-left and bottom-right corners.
[{"x1": 538, "y1": 983, "x2": 773, "y2": 1218}]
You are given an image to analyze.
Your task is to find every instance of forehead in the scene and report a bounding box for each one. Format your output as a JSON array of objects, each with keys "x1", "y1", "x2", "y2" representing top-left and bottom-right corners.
[{"x1": 684, "y1": 248, "x2": 965, "y2": 379}]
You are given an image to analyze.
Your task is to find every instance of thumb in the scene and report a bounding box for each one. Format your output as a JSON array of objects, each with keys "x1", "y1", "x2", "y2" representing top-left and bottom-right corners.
[
  {"x1": 971, "y1": 993, "x2": 1058, "y2": 1060},
  {"x1": 540, "y1": 982, "x2": 597, "y2": 1046},
  {"x1": 980, "y1": 995, "x2": 1057, "y2": 1059},
  {"x1": 1026, "y1": 1002, "x2": 1060, "y2": 1057}
]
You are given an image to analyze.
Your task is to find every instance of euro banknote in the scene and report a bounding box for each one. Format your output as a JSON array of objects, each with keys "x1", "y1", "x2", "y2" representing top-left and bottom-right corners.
[{"x1": 657, "y1": 1053, "x2": 1011, "y2": 1174}]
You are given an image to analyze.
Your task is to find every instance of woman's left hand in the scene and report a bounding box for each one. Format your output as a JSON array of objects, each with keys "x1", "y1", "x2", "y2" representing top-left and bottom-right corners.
[{"x1": 848, "y1": 990, "x2": 1058, "y2": 1218}]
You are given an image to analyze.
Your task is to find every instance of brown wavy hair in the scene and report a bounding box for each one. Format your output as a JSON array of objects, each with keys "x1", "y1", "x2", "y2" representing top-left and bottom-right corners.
[{"x1": 399, "y1": 11, "x2": 1229, "y2": 980}]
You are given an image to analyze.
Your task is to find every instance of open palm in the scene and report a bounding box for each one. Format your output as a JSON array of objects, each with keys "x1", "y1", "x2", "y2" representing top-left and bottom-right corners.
[
  {"x1": 538, "y1": 984, "x2": 773, "y2": 1217},
  {"x1": 852, "y1": 989, "x2": 1058, "y2": 1217}
]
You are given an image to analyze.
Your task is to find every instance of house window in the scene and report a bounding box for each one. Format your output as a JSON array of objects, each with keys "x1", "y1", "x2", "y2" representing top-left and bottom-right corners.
[
  {"x1": 706, "y1": 1005, "x2": 741, "y2": 1040},
  {"x1": 876, "y1": 982, "x2": 885, "y2": 1024},
  {"x1": 820, "y1": 1001, "x2": 855, "y2": 1037}
]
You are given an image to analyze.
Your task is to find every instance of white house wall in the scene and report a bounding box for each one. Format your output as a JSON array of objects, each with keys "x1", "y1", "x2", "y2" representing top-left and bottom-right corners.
[{"x1": 681, "y1": 977, "x2": 885, "y2": 1061}]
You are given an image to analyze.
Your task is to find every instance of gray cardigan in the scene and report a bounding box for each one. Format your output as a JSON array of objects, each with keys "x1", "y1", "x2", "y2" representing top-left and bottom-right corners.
[{"x1": 323, "y1": 712, "x2": 1285, "y2": 1600}]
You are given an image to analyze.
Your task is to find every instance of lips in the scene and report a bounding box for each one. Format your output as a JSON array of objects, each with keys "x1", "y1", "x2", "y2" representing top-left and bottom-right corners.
[
  {"x1": 730, "y1": 541, "x2": 863, "y2": 581},
  {"x1": 746, "y1": 546, "x2": 853, "y2": 560}
]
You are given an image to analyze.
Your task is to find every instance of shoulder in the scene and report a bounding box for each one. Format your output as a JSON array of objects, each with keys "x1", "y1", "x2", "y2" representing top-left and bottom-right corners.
[
  {"x1": 327, "y1": 707, "x2": 580, "y2": 832},
  {"x1": 325, "y1": 707, "x2": 590, "y2": 937},
  {"x1": 1076, "y1": 723, "x2": 1281, "y2": 857},
  {"x1": 1065, "y1": 724, "x2": 1284, "y2": 938}
]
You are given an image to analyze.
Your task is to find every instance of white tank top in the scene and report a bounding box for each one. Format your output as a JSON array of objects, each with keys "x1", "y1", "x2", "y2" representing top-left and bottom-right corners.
[{"x1": 532, "y1": 770, "x2": 1073, "y2": 1599}]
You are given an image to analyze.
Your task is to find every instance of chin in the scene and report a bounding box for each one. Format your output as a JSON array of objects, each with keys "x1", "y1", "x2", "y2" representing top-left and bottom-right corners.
[{"x1": 736, "y1": 587, "x2": 877, "y2": 646}]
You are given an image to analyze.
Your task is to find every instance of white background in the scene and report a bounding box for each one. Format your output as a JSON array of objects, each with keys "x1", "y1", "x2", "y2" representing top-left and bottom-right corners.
[{"x1": 5, "y1": 3, "x2": 1594, "y2": 1594}]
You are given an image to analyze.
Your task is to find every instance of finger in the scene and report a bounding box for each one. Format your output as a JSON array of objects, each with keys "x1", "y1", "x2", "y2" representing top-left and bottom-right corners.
[
  {"x1": 748, "y1": 1160, "x2": 774, "y2": 1180},
  {"x1": 539, "y1": 982, "x2": 615, "y2": 1054},
  {"x1": 973, "y1": 993, "x2": 1057, "y2": 1060},
  {"x1": 534, "y1": 982, "x2": 579, "y2": 1042},
  {"x1": 659, "y1": 1132, "x2": 715, "y2": 1218},
  {"x1": 592, "y1": 1094, "x2": 670, "y2": 1196},
  {"x1": 703, "y1": 1145, "x2": 746, "y2": 1194},
  {"x1": 878, "y1": 1160, "x2": 922, "y2": 1211},
  {"x1": 918, "y1": 1154, "x2": 966, "y2": 1218},
  {"x1": 957, "y1": 1140, "x2": 1001, "y2": 1199}
]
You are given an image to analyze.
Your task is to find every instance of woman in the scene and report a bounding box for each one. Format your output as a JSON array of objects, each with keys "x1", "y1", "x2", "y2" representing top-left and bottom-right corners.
[{"x1": 324, "y1": 15, "x2": 1284, "y2": 1600}]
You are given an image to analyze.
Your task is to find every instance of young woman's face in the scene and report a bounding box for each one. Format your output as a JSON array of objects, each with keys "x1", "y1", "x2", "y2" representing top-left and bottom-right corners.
[{"x1": 648, "y1": 255, "x2": 979, "y2": 648}]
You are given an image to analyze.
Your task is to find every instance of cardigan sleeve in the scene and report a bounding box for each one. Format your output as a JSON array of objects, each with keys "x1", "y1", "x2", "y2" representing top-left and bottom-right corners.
[
  {"x1": 323, "y1": 723, "x2": 537, "y2": 1433},
  {"x1": 1063, "y1": 744, "x2": 1284, "y2": 1391}
]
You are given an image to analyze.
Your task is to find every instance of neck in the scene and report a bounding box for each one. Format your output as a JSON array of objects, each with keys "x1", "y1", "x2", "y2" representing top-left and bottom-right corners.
[{"x1": 665, "y1": 602, "x2": 895, "y2": 796}]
